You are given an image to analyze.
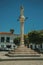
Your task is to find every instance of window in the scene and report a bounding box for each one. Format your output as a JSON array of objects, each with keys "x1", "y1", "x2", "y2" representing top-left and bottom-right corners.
[
  {"x1": 1, "y1": 37, "x2": 5, "y2": 42},
  {"x1": 1, "y1": 45, "x2": 4, "y2": 48},
  {"x1": 40, "y1": 44, "x2": 42, "y2": 49},
  {"x1": 6, "y1": 45, "x2": 11, "y2": 48},
  {"x1": 6, "y1": 37, "x2": 10, "y2": 42}
]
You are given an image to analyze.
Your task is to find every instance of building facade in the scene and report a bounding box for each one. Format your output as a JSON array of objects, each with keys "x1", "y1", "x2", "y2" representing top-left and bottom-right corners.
[
  {"x1": 29, "y1": 43, "x2": 43, "y2": 53},
  {"x1": 0, "y1": 32, "x2": 20, "y2": 51}
]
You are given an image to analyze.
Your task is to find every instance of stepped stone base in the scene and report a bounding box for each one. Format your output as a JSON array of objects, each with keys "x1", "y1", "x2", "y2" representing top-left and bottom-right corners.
[{"x1": 6, "y1": 45, "x2": 40, "y2": 57}]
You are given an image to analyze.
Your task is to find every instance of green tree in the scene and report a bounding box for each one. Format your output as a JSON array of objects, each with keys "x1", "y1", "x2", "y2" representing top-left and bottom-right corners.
[
  {"x1": 28, "y1": 31, "x2": 40, "y2": 44},
  {"x1": 13, "y1": 37, "x2": 20, "y2": 46},
  {"x1": 24, "y1": 35, "x2": 29, "y2": 46},
  {"x1": 39, "y1": 34, "x2": 43, "y2": 43}
]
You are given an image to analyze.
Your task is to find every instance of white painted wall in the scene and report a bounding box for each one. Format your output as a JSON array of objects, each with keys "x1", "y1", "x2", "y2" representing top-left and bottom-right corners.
[
  {"x1": 0, "y1": 34, "x2": 19, "y2": 50},
  {"x1": 32, "y1": 44, "x2": 35, "y2": 49}
]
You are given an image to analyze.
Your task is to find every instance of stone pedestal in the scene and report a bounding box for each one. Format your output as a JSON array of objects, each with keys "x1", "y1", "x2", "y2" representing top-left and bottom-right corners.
[{"x1": 7, "y1": 44, "x2": 40, "y2": 57}]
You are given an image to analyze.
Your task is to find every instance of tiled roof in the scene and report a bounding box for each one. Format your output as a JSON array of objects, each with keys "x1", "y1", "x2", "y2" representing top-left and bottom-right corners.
[{"x1": 0, "y1": 32, "x2": 12, "y2": 35}]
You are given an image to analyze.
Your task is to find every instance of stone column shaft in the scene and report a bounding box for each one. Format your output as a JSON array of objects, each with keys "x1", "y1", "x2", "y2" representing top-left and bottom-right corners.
[{"x1": 20, "y1": 22, "x2": 24, "y2": 46}]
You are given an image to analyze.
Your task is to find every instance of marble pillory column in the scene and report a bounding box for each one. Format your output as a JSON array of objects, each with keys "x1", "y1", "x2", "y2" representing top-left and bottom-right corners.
[
  {"x1": 19, "y1": 6, "x2": 25, "y2": 47},
  {"x1": 7, "y1": 6, "x2": 40, "y2": 58}
]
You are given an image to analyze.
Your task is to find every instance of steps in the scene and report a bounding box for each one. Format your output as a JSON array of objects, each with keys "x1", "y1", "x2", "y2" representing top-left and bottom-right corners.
[{"x1": 6, "y1": 46, "x2": 40, "y2": 57}]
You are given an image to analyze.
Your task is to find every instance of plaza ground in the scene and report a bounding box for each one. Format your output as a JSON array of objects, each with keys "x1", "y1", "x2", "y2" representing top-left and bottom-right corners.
[
  {"x1": 0, "y1": 60, "x2": 43, "y2": 65},
  {"x1": 0, "y1": 49, "x2": 43, "y2": 65}
]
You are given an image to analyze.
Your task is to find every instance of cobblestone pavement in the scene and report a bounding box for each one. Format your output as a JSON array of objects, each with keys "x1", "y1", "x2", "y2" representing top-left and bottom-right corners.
[{"x1": 0, "y1": 60, "x2": 43, "y2": 65}]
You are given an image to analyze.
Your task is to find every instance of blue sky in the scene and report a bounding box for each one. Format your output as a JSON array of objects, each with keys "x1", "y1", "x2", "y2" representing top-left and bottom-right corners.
[{"x1": 0, "y1": 0, "x2": 43, "y2": 34}]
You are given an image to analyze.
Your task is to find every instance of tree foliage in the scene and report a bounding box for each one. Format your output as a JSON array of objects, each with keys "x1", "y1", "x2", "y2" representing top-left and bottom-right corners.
[
  {"x1": 28, "y1": 31, "x2": 43, "y2": 44},
  {"x1": 24, "y1": 35, "x2": 29, "y2": 46},
  {"x1": 13, "y1": 37, "x2": 20, "y2": 46},
  {"x1": 13, "y1": 35, "x2": 29, "y2": 46},
  {"x1": 14, "y1": 30, "x2": 43, "y2": 46}
]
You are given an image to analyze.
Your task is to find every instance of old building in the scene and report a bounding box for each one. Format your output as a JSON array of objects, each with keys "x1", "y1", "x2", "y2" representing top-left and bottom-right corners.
[{"x1": 0, "y1": 30, "x2": 20, "y2": 51}]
